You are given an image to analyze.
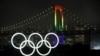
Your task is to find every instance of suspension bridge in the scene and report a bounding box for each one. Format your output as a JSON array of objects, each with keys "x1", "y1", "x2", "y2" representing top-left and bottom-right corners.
[
  {"x1": 0, "y1": 5, "x2": 97, "y2": 34},
  {"x1": 0, "y1": 5, "x2": 97, "y2": 45}
]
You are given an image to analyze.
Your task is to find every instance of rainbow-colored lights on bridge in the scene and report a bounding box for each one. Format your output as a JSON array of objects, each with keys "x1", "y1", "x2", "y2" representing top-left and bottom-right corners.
[{"x1": 54, "y1": 5, "x2": 64, "y2": 31}]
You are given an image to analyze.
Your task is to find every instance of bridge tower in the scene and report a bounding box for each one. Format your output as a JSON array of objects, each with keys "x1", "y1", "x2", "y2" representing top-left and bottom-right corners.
[{"x1": 54, "y1": 5, "x2": 65, "y2": 31}]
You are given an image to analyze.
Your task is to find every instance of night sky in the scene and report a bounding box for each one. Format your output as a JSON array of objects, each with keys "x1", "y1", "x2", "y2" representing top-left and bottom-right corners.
[{"x1": 0, "y1": 0, "x2": 100, "y2": 28}]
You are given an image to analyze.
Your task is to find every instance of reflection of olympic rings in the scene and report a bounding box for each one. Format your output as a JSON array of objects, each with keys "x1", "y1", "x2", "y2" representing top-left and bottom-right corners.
[{"x1": 11, "y1": 32, "x2": 59, "y2": 56}]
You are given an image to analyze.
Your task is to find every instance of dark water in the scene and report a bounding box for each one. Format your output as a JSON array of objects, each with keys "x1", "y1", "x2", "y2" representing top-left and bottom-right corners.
[{"x1": 0, "y1": 44, "x2": 99, "y2": 56}]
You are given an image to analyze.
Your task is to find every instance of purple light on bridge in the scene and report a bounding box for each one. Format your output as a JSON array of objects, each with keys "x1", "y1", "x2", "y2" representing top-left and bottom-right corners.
[{"x1": 53, "y1": 34, "x2": 65, "y2": 45}]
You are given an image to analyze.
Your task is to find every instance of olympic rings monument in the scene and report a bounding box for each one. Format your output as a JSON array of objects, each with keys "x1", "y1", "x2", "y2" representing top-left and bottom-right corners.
[{"x1": 11, "y1": 32, "x2": 59, "y2": 56}]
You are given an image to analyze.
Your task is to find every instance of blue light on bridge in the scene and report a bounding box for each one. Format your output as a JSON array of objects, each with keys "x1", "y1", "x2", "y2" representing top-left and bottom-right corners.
[{"x1": 53, "y1": 34, "x2": 65, "y2": 45}]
